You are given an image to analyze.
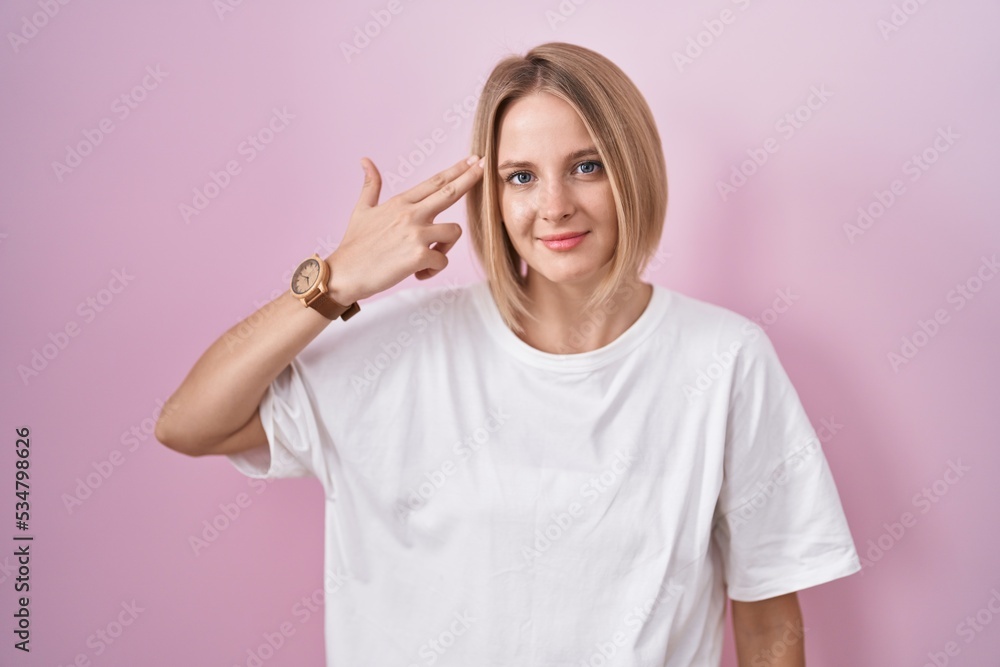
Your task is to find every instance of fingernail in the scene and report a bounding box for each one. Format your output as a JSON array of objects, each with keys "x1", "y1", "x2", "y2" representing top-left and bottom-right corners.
[
  {"x1": 466, "y1": 155, "x2": 479, "y2": 165},
  {"x1": 478, "y1": 157, "x2": 485, "y2": 169}
]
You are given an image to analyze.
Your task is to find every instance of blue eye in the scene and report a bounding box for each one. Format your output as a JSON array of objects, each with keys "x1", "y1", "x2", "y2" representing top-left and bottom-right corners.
[{"x1": 502, "y1": 160, "x2": 603, "y2": 186}]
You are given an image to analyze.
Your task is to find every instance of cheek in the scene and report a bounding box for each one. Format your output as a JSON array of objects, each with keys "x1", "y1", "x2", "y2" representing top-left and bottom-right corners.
[
  {"x1": 501, "y1": 192, "x2": 534, "y2": 231},
  {"x1": 587, "y1": 185, "x2": 617, "y2": 223}
]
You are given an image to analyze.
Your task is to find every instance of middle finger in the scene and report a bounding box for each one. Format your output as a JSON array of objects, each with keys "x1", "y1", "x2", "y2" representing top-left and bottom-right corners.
[
  {"x1": 414, "y1": 157, "x2": 485, "y2": 215},
  {"x1": 400, "y1": 155, "x2": 480, "y2": 204}
]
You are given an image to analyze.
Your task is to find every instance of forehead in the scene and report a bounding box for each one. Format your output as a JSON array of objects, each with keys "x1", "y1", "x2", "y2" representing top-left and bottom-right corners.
[{"x1": 496, "y1": 92, "x2": 593, "y2": 153}]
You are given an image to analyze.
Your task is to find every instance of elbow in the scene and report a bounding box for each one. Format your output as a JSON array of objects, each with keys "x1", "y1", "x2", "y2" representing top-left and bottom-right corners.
[
  {"x1": 154, "y1": 397, "x2": 192, "y2": 455},
  {"x1": 155, "y1": 419, "x2": 208, "y2": 458}
]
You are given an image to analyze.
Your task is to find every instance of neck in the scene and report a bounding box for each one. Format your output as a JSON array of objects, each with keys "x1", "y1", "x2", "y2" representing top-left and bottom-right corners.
[{"x1": 514, "y1": 274, "x2": 653, "y2": 354}]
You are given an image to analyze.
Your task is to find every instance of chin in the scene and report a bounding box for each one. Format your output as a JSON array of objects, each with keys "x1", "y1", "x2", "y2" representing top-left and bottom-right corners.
[{"x1": 529, "y1": 263, "x2": 607, "y2": 288}]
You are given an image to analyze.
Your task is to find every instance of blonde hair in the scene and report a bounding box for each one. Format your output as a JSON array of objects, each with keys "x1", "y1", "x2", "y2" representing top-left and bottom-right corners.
[{"x1": 466, "y1": 41, "x2": 667, "y2": 336}]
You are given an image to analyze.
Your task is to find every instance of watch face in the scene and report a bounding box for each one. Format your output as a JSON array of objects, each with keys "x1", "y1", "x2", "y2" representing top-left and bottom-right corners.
[{"x1": 291, "y1": 258, "x2": 321, "y2": 295}]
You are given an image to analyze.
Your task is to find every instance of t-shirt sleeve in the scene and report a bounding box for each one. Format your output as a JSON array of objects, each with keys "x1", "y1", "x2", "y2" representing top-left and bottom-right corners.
[
  {"x1": 711, "y1": 324, "x2": 861, "y2": 602},
  {"x1": 225, "y1": 357, "x2": 337, "y2": 496}
]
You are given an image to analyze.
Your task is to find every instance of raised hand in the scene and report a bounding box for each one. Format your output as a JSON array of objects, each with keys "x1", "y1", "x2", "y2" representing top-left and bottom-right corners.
[{"x1": 327, "y1": 155, "x2": 485, "y2": 305}]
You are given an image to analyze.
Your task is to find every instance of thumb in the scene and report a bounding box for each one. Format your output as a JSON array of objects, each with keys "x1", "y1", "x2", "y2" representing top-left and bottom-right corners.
[{"x1": 356, "y1": 157, "x2": 382, "y2": 209}]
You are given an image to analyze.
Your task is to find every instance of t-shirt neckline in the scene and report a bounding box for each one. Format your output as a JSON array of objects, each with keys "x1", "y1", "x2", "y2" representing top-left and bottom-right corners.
[{"x1": 470, "y1": 279, "x2": 669, "y2": 372}]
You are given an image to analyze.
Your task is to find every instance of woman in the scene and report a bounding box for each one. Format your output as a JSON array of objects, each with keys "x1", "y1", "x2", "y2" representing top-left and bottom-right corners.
[{"x1": 157, "y1": 42, "x2": 860, "y2": 666}]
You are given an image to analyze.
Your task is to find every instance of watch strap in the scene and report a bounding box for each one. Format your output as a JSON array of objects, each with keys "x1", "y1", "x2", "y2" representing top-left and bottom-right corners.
[{"x1": 308, "y1": 292, "x2": 361, "y2": 321}]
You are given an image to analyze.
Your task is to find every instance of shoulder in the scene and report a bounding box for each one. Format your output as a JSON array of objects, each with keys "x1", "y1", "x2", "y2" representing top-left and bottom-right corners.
[
  {"x1": 651, "y1": 284, "x2": 787, "y2": 392},
  {"x1": 655, "y1": 284, "x2": 767, "y2": 350}
]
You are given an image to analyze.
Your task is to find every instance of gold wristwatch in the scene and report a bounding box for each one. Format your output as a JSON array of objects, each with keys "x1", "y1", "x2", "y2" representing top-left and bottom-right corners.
[{"x1": 290, "y1": 253, "x2": 360, "y2": 321}]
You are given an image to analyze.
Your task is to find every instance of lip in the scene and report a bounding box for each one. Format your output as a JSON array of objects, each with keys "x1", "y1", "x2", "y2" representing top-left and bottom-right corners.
[
  {"x1": 539, "y1": 231, "x2": 588, "y2": 242},
  {"x1": 539, "y1": 231, "x2": 588, "y2": 251}
]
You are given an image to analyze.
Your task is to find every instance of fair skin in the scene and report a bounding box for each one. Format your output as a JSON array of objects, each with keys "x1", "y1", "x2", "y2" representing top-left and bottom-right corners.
[
  {"x1": 495, "y1": 91, "x2": 652, "y2": 353},
  {"x1": 157, "y1": 90, "x2": 805, "y2": 665},
  {"x1": 732, "y1": 593, "x2": 806, "y2": 667}
]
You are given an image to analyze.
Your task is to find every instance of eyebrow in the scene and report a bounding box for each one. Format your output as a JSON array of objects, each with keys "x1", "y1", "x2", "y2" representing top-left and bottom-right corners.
[{"x1": 496, "y1": 147, "x2": 601, "y2": 171}]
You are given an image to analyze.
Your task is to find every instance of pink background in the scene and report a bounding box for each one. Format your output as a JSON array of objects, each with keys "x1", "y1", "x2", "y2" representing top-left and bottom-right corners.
[{"x1": 3, "y1": 1, "x2": 999, "y2": 665}]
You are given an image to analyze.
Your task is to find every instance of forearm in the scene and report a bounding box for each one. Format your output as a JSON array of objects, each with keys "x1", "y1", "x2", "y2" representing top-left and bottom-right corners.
[
  {"x1": 156, "y1": 263, "x2": 341, "y2": 454},
  {"x1": 732, "y1": 593, "x2": 806, "y2": 667}
]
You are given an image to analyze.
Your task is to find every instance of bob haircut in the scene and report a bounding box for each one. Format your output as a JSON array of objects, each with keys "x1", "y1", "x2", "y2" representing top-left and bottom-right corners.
[{"x1": 466, "y1": 41, "x2": 668, "y2": 337}]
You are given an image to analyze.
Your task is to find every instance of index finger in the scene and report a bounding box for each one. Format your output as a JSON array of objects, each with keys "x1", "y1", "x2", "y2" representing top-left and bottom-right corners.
[
  {"x1": 414, "y1": 157, "x2": 485, "y2": 215},
  {"x1": 400, "y1": 155, "x2": 482, "y2": 205}
]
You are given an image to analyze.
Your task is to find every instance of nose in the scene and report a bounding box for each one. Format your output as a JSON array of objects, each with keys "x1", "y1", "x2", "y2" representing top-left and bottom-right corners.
[{"x1": 536, "y1": 177, "x2": 574, "y2": 223}]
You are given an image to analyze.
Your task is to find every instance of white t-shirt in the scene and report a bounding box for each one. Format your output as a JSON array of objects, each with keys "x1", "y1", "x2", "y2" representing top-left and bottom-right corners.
[{"x1": 228, "y1": 278, "x2": 861, "y2": 666}]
